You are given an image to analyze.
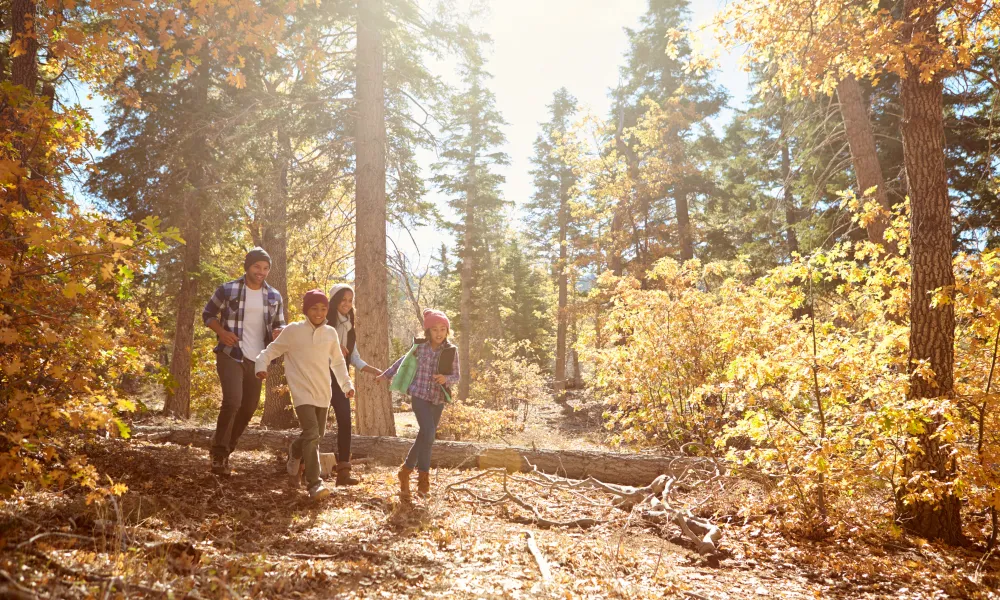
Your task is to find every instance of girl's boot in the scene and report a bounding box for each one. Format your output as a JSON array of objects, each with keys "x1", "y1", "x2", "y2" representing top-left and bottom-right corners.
[
  {"x1": 398, "y1": 466, "x2": 413, "y2": 499},
  {"x1": 417, "y1": 471, "x2": 430, "y2": 497},
  {"x1": 335, "y1": 461, "x2": 360, "y2": 486}
]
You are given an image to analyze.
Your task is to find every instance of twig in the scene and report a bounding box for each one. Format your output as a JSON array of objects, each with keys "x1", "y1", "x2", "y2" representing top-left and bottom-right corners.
[
  {"x1": 288, "y1": 548, "x2": 389, "y2": 561},
  {"x1": 0, "y1": 569, "x2": 46, "y2": 600},
  {"x1": 15, "y1": 532, "x2": 95, "y2": 550},
  {"x1": 523, "y1": 531, "x2": 553, "y2": 582}
]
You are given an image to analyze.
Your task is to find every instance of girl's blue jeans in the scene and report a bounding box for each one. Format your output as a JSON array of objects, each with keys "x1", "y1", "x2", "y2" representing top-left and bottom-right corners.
[{"x1": 404, "y1": 396, "x2": 444, "y2": 472}]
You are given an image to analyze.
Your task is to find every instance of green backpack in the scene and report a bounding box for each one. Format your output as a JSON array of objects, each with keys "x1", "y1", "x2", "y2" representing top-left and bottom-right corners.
[
  {"x1": 389, "y1": 345, "x2": 419, "y2": 395},
  {"x1": 389, "y1": 342, "x2": 454, "y2": 403}
]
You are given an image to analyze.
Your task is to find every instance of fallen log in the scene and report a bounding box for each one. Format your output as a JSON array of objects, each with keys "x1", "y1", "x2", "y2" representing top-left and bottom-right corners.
[{"x1": 132, "y1": 424, "x2": 719, "y2": 487}]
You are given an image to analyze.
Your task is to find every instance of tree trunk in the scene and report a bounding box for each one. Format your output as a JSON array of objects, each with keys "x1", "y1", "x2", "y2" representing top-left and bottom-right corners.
[
  {"x1": 837, "y1": 75, "x2": 896, "y2": 253},
  {"x1": 9, "y1": 0, "x2": 38, "y2": 210},
  {"x1": 570, "y1": 301, "x2": 582, "y2": 389},
  {"x1": 676, "y1": 189, "x2": 694, "y2": 262},
  {"x1": 780, "y1": 107, "x2": 799, "y2": 258},
  {"x1": 164, "y1": 62, "x2": 211, "y2": 419},
  {"x1": 458, "y1": 187, "x2": 475, "y2": 401},
  {"x1": 10, "y1": 0, "x2": 37, "y2": 93},
  {"x1": 260, "y1": 130, "x2": 295, "y2": 429},
  {"x1": 136, "y1": 425, "x2": 717, "y2": 488},
  {"x1": 0, "y1": 6, "x2": 8, "y2": 85},
  {"x1": 896, "y1": 0, "x2": 963, "y2": 545},
  {"x1": 354, "y1": 0, "x2": 394, "y2": 435},
  {"x1": 554, "y1": 171, "x2": 569, "y2": 401}
]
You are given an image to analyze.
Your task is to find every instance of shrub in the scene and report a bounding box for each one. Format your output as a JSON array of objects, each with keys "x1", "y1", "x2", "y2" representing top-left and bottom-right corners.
[
  {"x1": 588, "y1": 199, "x2": 1000, "y2": 537},
  {"x1": 438, "y1": 339, "x2": 549, "y2": 441}
]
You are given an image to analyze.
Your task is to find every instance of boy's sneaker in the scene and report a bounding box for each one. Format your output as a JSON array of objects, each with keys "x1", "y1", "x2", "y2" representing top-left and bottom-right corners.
[
  {"x1": 308, "y1": 482, "x2": 331, "y2": 501},
  {"x1": 211, "y1": 455, "x2": 230, "y2": 476}
]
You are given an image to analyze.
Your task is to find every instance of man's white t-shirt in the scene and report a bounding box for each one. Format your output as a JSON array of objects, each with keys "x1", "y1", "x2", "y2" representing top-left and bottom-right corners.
[{"x1": 240, "y1": 286, "x2": 267, "y2": 362}]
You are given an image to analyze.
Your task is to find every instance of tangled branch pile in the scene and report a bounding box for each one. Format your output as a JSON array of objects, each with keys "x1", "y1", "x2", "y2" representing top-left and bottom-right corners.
[{"x1": 445, "y1": 460, "x2": 724, "y2": 561}]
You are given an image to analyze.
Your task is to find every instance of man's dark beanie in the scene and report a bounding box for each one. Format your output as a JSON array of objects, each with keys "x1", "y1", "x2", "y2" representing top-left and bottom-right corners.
[{"x1": 244, "y1": 247, "x2": 271, "y2": 271}]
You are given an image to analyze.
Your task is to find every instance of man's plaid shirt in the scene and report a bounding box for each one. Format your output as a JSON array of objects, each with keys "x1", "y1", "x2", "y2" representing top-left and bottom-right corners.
[{"x1": 202, "y1": 276, "x2": 286, "y2": 361}]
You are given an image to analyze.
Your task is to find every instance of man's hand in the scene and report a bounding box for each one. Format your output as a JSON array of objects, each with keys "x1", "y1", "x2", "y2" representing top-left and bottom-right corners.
[
  {"x1": 341, "y1": 345, "x2": 350, "y2": 358},
  {"x1": 432, "y1": 374, "x2": 447, "y2": 385},
  {"x1": 272, "y1": 328, "x2": 283, "y2": 340},
  {"x1": 256, "y1": 371, "x2": 267, "y2": 380},
  {"x1": 345, "y1": 389, "x2": 355, "y2": 399},
  {"x1": 220, "y1": 331, "x2": 240, "y2": 347}
]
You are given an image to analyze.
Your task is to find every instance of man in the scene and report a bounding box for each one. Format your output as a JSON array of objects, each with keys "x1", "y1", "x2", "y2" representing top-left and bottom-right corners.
[{"x1": 202, "y1": 247, "x2": 286, "y2": 475}]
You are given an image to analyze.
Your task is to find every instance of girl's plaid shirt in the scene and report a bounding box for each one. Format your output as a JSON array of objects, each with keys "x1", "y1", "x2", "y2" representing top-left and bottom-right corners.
[{"x1": 201, "y1": 276, "x2": 286, "y2": 361}]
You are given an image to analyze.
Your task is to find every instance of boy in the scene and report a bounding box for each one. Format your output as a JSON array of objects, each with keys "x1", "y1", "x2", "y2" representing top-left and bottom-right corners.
[{"x1": 255, "y1": 289, "x2": 353, "y2": 501}]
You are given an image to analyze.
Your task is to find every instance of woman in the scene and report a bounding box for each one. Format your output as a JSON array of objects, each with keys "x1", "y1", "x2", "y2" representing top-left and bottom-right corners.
[{"x1": 327, "y1": 284, "x2": 384, "y2": 485}]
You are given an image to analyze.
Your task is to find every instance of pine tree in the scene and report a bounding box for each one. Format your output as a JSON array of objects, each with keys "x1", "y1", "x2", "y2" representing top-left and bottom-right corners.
[
  {"x1": 528, "y1": 88, "x2": 578, "y2": 398},
  {"x1": 432, "y1": 43, "x2": 510, "y2": 400},
  {"x1": 613, "y1": 0, "x2": 726, "y2": 271}
]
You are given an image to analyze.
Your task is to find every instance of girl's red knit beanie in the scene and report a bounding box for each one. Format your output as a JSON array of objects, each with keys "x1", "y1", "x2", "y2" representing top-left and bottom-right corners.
[{"x1": 422, "y1": 308, "x2": 449, "y2": 330}]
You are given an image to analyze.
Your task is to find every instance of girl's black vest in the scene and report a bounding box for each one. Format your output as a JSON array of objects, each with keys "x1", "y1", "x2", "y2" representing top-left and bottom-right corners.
[{"x1": 412, "y1": 338, "x2": 457, "y2": 375}]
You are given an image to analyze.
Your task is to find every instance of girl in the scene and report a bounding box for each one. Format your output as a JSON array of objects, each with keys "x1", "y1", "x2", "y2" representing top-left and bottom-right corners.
[
  {"x1": 377, "y1": 309, "x2": 459, "y2": 499},
  {"x1": 327, "y1": 284, "x2": 384, "y2": 485}
]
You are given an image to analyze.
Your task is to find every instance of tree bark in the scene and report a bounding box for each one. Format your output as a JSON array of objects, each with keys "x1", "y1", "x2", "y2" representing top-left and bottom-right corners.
[
  {"x1": 10, "y1": 0, "x2": 37, "y2": 93},
  {"x1": 135, "y1": 425, "x2": 718, "y2": 488},
  {"x1": 163, "y1": 62, "x2": 211, "y2": 419},
  {"x1": 896, "y1": 0, "x2": 963, "y2": 545},
  {"x1": 554, "y1": 167, "x2": 570, "y2": 401},
  {"x1": 458, "y1": 175, "x2": 475, "y2": 401},
  {"x1": 780, "y1": 106, "x2": 799, "y2": 258},
  {"x1": 837, "y1": 75, "x2": 897, "y2": 254},
  {"x1": 676, "y1": 189, "x2": 694, "y2": 262},
  {"x1": 9, "y1": 0, "x2": 38, "y2": 210},
  {"x1": 260, "y1": 129, "x2": 295, "y2": 429},
  {"x1": 354, "y1": 0, "x2": 394, "y2": 435}
]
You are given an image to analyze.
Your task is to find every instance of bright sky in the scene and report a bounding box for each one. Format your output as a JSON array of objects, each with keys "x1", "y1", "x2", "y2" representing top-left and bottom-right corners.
[{"x1": 399, "y1": 0, "x2": 750, "y2": 267}]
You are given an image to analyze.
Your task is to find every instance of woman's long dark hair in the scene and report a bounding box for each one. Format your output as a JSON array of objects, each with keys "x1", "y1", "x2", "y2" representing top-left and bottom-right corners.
[{"x1": 330, "y1": 288, "x2": 355, "y2": 327}]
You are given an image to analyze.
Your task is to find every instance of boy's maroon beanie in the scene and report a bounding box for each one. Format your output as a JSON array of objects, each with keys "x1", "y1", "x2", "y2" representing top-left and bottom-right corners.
[
  {"x1": 302, "y1": 289, "x2": 329, "y2": 314},
  {"x1": 422, "y1": 308, "x2": 449, "y2": 330}
]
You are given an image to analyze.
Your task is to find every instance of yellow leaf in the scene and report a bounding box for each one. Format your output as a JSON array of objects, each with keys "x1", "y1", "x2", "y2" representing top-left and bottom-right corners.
[
  {"x1": 63, "y1": 282, "x2": 88, "y2": 298},
  {"x1": 0, "y1": 159, "x2": 28, "y2": 183},
  {"x1": 4, "y1": 358, "x2": 22, "y2": 375}
]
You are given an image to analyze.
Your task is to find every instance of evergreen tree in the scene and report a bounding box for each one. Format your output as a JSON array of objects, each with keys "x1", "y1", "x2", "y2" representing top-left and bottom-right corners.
[
  {"x1": 500, "y1": 238, "x2": 554, "y2": 367},
  {"x1": 527, "y1": 88, "x2": 578, "y2": 397},
  {"x1": 432, "y1": 42, "x2": 510, "y2": 400},
  {"x1": 611, "y1": 0, "x2": 726, "y2": 272}
]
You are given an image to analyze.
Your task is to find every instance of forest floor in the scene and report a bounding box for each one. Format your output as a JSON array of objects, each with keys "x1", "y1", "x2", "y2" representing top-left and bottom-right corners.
[
  {"x1": 2, "y1": 391, "x2": 998, "y2": 598},
  {"x1": 1, "y1": 439, "x2": 998, "y2": 599}
]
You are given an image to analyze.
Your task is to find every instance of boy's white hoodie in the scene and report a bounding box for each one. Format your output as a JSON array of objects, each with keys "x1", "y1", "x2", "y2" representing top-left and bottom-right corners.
[{"x1": 254, "y1": 319, "x2": 354, "y2": 408}]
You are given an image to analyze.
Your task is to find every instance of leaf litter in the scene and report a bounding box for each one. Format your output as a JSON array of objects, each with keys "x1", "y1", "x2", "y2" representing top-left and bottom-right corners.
[{"x1": 0, "y1": 438, "x2": 997, "y2": 599}]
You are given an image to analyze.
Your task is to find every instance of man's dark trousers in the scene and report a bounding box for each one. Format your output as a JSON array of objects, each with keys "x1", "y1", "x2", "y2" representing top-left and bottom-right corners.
[{"x1": 212, "y1": 354, "x2": 263, "y2": 458}]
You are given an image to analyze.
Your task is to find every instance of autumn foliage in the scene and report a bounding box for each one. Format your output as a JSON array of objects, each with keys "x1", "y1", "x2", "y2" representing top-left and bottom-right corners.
[
  {"x1": 0, "y1": 85, "x2": 177, "y2": 495},
  {"x1": 590, "y1": 199, "x2": 1000, "y2": 539}
]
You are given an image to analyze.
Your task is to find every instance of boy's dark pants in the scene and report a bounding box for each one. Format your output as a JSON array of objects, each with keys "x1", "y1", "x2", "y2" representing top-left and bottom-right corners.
[
  {"x1": 291, "y1": 405, "x2": 328, "y2": 488},
  {"x1": 330, "y1": 370, "x2": 352, "y2": 462},
  {"x1": 212, "y1": 354, "x2": 263, "y2": 459}
]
